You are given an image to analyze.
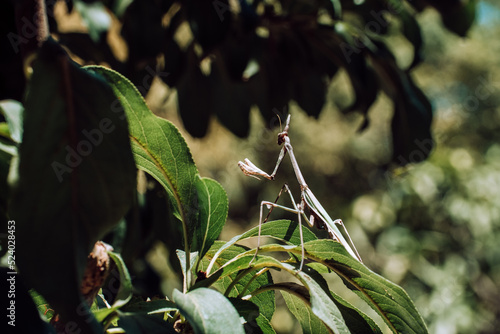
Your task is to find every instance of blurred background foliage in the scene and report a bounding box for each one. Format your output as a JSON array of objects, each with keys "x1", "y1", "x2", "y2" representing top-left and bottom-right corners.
[
  {"x1": 3, "y1": 0, "x2": 500, "y2": 333},
  {"x1": 159, "y1": 2, "x2": 500, "y2": 331},
  {"x1": 155, "y1": 2, "x2": 500, "y2": 333}
]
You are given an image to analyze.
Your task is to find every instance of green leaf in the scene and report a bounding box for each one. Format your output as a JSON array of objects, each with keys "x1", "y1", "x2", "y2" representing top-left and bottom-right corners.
[
  {"x1": 229, "y1": 298, "x2": 268, "y2": 334},
  {"x1": 194, "y1": 177, "x2": 228, "y2": 261},
  {"x1": 93, "y1": 251, "x2": 133, "y2": 322},
  {"x1": 0, "y1": 99, "x2": 23, "y2": 143},
  {"x1": 0, "y1": 123, "x2": 10, "y2": 140},
  {"x1": 299, "y1": 240, "x2": 428, "y2": 334},
  {"x1": 290, "y1": 263, "x2": 382, "y2": 334},
  {"x1": 29, "y1": 289, "x2": 56, "y2": 321},
  {"x1": 281, "y1": 290, "x2": 331, "y2": 334},
  {"x1": 0, "y1": 140, "x2": 15, "y2": 226},
  {"x1": 229, "y1": 298, "x2": 276, "y2": 334},
  {"x1": 108, "y1": 252, "x2": 133, "y2": 306},
  {"x1": 86, "y1": 65, "x2": 199, "y2": 248},
  {"x1": 173, "y1": 287, "x2": 245, "y2": 334},
  {"x1": 84, "y1": 65, "x2": 198, "y2": 224},
  {"x1": 177, "y1": 249, "x2": 199, "y2": 280},
  {"x1": 329, "y1": 291, "x2": 382, "y2": 334},
  {"x1": 254, "y1": 314, "x2": 276, "y2": 334},
  {"x1": 11, "y1": 39, "x2": 136, "y2": 333},
  {"x1": 86, "y1": 65, "x2": 228, "y2": 287},
  {"x1": 299, "y1": 269, "x2": 351, "y2": 334}
]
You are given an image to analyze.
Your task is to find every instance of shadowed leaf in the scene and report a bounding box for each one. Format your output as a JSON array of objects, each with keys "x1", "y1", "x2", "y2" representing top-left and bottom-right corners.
[{"x1": 12, "y1": 39, "x2": 136, "y2": 332}]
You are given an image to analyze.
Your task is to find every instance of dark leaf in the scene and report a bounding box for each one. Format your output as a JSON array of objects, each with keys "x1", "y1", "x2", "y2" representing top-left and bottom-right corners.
[
  {"x1": 193, "y1": 177, "x2": 228, "y2": 260},
  {"x1": 186, "y1": 0, "x2": 231, "y2": 51},
  {"x1": 293, "y1": 66, "x2": 327, "y2": 118},
  {"x1": 396, "y1": 9, "x2": 423, "y2": 69},
  {"x1": 118, "y1": 312, "x2": 177, "y2": 333},
  {"x1": 211, "y1": 58, "x2": 252, "y2": 137},
  {"x1": 58, "y1": 32, "x2": 120, "y2": 68},
  {"x1": 11, "y1": 39, "x2": 136, "y2": 332},
  {"x1": 161, "y1": 37, "x2": 185, "y2": 87},
  {"x1": 425, "y1": 0, "x2": 477, "y2": 36},
  {"x1": 367, "y1": 41, "x2": 433, "y2": 165},
  {"x1": 0, "y1": 267, "x2": 56, "y2": 333},
  {"x1": 177, "y1": 45, "x2": 212, "y2": 137},
  {"x1": 316, "y1": 24, "x2": 379, "y2": 125},
  {"x1": 0, "y1": 0, "x2": 26, "y2": 101},
  {"x1": 218, "y1": 30, "x2": 254, "y2": 81},
  {"x1": 254, "y1": 31, "x2": 298, "y2": 124},
  {"x1": 229, "y1": 298, "x2": 268, "y2": 334},
  {"x1": 121, "y1": 0, "x2": 164, "y2": 62}
]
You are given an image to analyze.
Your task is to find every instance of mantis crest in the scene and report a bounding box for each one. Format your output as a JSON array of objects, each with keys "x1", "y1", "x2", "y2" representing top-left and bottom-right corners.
[{"x1": 238, "y1": 114, "x2": 362, "y2": 270}]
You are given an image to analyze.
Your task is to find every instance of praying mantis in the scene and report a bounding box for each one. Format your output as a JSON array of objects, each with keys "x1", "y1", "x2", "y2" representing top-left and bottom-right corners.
[{"x1": 238, "y1": 114, "x2": 362, "y2": 270}]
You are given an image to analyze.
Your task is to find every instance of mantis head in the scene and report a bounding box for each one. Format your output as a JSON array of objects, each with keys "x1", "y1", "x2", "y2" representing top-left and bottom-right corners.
[{"x1": 277, "y1": 114, "x2": 291, "y2": 146}]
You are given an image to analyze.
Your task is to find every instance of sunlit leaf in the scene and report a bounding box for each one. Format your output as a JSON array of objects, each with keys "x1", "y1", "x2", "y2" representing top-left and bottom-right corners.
[{"x1": 86, "y1": 65, "x2": 199, "y2": 248}]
